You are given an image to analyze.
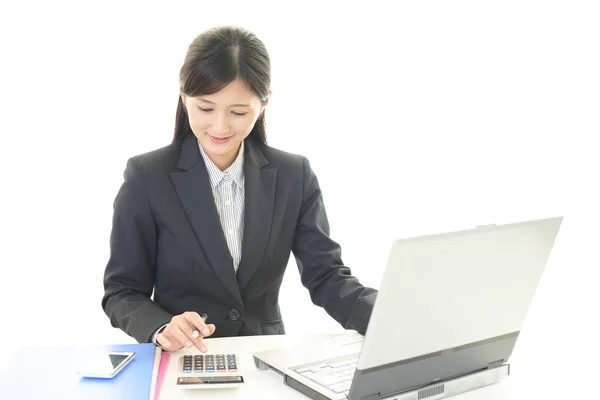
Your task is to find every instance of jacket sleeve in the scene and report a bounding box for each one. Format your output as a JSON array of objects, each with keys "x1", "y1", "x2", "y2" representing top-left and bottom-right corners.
[
  {"x1": 101, "y1": 157, "x2": 173, "y2": 343},
  {"x1": 292, "y1": 157, "x2": 378, "y2": 334}
]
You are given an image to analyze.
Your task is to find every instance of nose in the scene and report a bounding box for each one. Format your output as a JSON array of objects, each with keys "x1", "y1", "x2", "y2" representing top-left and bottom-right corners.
[{"x1": 211, "y1": 112, "x2": 229, "y2": 136}]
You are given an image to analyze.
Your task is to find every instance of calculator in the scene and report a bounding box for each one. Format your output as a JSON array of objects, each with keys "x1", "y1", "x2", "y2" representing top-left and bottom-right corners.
[{"x1": 176, "y1": 354, "x2": 244, "y2": 389}]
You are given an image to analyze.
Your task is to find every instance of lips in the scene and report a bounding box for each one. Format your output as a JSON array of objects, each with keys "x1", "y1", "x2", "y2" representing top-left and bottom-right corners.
[{"x1": 208, "y1": 134, "x2": 233, "y2": 144}]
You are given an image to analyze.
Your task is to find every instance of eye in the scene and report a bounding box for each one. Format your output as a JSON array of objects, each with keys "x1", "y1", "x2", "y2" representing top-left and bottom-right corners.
[
  {"x1": 198, "y1": 107, "x2": 213, "y2": 112},
  {"x1": 232, "y1": 111, "x2": 247, "y2": 116}
]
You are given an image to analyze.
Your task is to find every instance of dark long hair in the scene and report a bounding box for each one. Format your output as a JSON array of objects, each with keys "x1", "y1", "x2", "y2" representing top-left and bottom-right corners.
[{"x1": 173, "y1": 26, "x2": 271, "y2": 144}]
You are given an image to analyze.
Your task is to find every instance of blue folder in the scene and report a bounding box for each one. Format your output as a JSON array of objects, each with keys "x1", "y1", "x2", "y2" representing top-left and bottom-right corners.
[{"x1": 0, "y1": 343, "x2": 157, "y2": 400}]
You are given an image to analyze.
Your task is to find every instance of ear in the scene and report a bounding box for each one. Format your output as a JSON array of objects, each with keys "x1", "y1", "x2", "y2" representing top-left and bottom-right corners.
[
  {"x1": 180, "y1": 93, "x2": 187, "y2": 107},
  {"x1": 259, "y1": 90, "x2": 272, "y2": 117},
  {"x1": 263, "y1": 90, "x2": 272, "y2": 106}
]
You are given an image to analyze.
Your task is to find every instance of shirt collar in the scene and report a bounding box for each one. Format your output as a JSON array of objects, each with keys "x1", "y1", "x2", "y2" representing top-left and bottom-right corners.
[{"x1": 198, "y1": 139, "x2": 245, "y2": 189}]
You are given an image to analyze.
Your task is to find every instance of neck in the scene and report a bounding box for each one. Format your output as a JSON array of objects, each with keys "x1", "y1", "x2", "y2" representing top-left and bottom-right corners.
[
  {"x1": 212, "y1": 157, "x2": 234, "y2": 171},
  {"x1": 211, "y1": 147, "x2": 240, "y2": 171}
]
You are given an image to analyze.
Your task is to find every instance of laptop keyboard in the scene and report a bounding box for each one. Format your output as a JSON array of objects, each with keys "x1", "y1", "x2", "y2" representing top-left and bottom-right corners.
[{"x1": 293, "y1": 356, "x2": 358, "y2": 396}]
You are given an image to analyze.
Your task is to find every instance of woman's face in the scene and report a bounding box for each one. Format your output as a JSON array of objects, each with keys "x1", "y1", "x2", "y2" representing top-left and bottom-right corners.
[{"x1": 182, "y1": 78, "x2": 267, "y2": 170}]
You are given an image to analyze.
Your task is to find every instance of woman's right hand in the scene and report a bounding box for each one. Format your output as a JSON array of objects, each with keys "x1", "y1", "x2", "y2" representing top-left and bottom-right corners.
[{"x1": 156, "y1": 311, "x2": 216, "y2": 352}]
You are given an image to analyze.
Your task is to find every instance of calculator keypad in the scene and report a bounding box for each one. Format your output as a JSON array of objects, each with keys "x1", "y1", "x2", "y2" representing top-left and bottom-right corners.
[{"x1": 179, "y1": 354, "x2": 239, "y2": 376}]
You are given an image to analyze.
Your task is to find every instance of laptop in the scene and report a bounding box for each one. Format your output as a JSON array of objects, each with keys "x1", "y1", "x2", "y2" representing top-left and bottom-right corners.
[{"x1": 254, "y1": 216, "x2": 563, "y2": 400}]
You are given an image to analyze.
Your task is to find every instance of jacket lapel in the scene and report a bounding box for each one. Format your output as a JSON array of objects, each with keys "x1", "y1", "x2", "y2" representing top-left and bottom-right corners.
[
  {"x1": 169, "y1": 135, "x2": 242, "y2": 304},
  {"x1": 236, "y1": 140, "x2": 278, "y2": 290}
]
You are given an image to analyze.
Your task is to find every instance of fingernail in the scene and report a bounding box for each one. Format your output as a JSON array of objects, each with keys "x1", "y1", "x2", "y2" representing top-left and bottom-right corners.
[
  {"x1": 185, "y1": 341, "x2": 192, "y2": 347},
  {"x1": 162, "y1": 340, "x2": 171, "y2": 347},
  {"x1": 200, "y1": 345, "x2": 207, "y2": 353},
  {"x1": 202, "y1": 328, "x2": 209, "y2": 336}
]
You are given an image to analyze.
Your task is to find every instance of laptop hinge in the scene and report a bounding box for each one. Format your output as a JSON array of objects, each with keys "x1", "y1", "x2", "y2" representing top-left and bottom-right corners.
[
  {"x1": 487, "y1": 359, "x2": 504, "y2": 369},
  {"x1": 359, "y1": 394, "x2": 380, "y2": 400},
  {"x1": 361, "y1": 390, "x2": 413, "y2": 400},
  {"x1": 361, "y1": 387, "x2": 414, "y2": 400}
]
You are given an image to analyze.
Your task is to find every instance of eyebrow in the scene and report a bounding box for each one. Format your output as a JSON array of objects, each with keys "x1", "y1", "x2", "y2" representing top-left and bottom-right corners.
[{"x1": 198, "y1": 98, "x2": 250, "y2": 108}]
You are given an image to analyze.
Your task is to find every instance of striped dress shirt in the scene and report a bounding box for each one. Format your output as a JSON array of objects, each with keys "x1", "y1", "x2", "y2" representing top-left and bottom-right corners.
[{"x1": 197, "y1": 140, "x2": 245, "y2": 273}]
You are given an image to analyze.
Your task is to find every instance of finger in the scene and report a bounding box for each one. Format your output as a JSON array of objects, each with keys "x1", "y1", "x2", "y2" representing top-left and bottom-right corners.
[
  {"x1": 191, "y1": 323, "x2": 215, "y2": 352},
  {"x1": 192, "y1": 324, "x2": 216, "y2": 338},
  {"x1": 165, "y1": 324, "x2": 194, "y2": 348},
  {"x1": 173, "y1": 317, "x2": 209, "y2": 350},
  {"x1": 156, "y1": 332, "x2": 171, "y2": 349},
  {"x1": 183, "y1": 312, "x2": 210, "y2": 336},
  {"x1": 195, "y1": 325, "x2": 215, "y2": 352},
  {"x1": 156, "y1": 332, "x2": 182, "y2": 352},
  {"x1": 190, "y1": 324, "x2": 215, "y2": 349},
  {"x1": 195, "y1": 337, "x2": 208, "y2": 353},
  {"x1": 206, "y1": 324, "x2": 216, "y2": 336}
]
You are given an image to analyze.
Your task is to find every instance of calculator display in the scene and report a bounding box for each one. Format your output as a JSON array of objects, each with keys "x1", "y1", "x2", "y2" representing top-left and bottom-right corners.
[{"x1": 177, "y1": 376, "x2": 244, "y2": 385}]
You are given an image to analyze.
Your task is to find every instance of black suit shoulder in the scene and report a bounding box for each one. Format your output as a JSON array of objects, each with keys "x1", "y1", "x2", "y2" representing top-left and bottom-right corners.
[
  {"x1": 260, "y1": 144, "x2": 307, "y2": 172},
  {"x1": 129, "y1": 140, "x2": 182, "y2": 173}
]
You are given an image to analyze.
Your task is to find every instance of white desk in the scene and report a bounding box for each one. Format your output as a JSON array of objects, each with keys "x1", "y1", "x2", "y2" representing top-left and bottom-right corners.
[{"x1": 0, "y1": 333, "x2": 589, "y2": 399}]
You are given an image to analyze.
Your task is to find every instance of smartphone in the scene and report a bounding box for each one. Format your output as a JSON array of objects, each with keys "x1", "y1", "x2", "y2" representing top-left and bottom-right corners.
[{"x1": 78, "y1": 351, "x2": 135, "y2": 379}]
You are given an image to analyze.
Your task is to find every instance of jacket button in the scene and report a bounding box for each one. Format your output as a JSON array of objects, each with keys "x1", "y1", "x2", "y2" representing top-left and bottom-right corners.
[
  {"x1": 200, "y1": 313, "x2": 208, "y2": 320},
  {"x1": 228, "y1": 309, "x2": 241, "y2": 321}
]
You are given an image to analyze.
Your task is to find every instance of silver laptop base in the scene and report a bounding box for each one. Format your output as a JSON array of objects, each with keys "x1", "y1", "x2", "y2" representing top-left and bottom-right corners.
[{"x1": 378, "y1": 364, "x2": 509, "y2": 400}]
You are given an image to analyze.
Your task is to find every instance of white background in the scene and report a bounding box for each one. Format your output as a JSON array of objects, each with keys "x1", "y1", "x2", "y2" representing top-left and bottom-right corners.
[{"x1": 0, "y1": 0, "x2": 598, "y2": 393}]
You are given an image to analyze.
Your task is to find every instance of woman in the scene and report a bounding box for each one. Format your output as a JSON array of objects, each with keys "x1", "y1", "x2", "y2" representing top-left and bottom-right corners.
[{"x1": 102, "y1": 26, "x2": 377, "y2": 353}]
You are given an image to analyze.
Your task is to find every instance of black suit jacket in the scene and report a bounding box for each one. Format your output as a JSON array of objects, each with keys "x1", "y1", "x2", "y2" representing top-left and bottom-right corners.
[{"x1": 102, "y1": 134, "x2": 377, "y2": 343}]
